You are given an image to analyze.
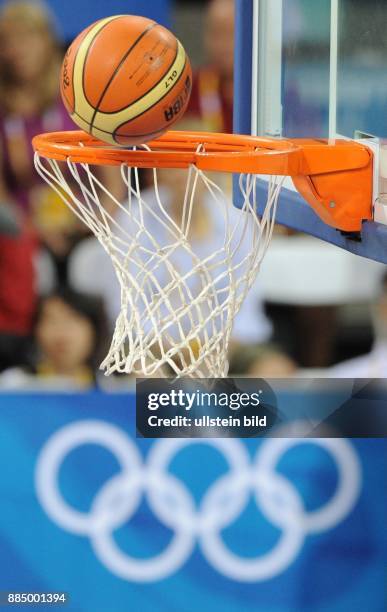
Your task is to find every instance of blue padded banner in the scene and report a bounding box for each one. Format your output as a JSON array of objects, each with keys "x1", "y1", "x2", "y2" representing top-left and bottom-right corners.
[{"x1": 0, "y1": 392, "x2": 385, "y2": 611}]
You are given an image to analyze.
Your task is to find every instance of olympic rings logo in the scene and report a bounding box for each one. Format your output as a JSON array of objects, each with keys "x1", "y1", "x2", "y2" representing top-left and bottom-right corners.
[{"x1": 35, "y1": 420, "x2": 362, "y2": 583}]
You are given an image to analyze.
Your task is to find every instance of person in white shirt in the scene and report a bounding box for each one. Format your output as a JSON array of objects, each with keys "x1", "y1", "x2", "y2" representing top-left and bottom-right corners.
[{"x1": 329, "y1": 273, "x2": 387, "y2": 377}]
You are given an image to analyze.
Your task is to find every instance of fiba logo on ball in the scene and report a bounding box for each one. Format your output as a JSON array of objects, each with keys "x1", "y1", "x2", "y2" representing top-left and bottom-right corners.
[
  {"x1": 61, "y1": 50, "x2": 71, "y2": 90},
  {"x1": 164, "y1": 75, "x2": 192, "y2": 122},
  {"x1": 60, "y1": 15, "x2": 192, "y2": 146}
]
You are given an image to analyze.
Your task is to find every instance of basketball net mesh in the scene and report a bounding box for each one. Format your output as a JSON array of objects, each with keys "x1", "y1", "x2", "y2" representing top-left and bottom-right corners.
[{"x1": 35, "y1": 146, "x2": 283, "y2": 377}]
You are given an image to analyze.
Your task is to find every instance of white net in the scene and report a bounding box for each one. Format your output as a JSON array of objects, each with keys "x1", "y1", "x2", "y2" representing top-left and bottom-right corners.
[{"x1": 34, "y1": 146, "x2": 283, "y2": 377}]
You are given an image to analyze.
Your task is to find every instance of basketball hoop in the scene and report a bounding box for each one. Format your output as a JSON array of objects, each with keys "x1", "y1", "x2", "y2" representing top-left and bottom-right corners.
[{"x1": 33, "y1": 130, "x2": 373, "y2": 377}]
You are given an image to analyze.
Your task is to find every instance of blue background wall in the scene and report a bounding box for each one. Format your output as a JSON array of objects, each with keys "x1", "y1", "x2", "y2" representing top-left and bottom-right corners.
[
  {"x1": 0, "y1": 0, "x2": 172, "y2": 40},
  {"x1": 0, "y1": 392, "x2": 385, "y2": 612}
]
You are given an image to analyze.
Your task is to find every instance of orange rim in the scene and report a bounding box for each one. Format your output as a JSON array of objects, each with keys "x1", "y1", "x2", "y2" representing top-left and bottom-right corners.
[
  {"x1": 32, "y1": 129, "x2": 303, "y2": 174},
  {"x1": 32, "y1": 131, "x2": 373, "y2": 232},
  {"x1": 33, "y1": 129, "x2": 374, "y2": 233}
]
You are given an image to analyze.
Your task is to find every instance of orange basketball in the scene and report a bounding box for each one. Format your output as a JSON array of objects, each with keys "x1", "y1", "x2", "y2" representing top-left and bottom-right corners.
[{"x1": 60, "y1": 15, "x2": 192, "y2": 146}]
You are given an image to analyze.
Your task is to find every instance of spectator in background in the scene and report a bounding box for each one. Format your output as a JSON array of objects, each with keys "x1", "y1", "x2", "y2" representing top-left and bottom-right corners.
[
  {"x1": 229, "y1": 343, "x2": 298, "y2": 377},
  {"x1": 0, "y1": 203, "x2": 36, "y2": 371},
  {"x1": 186, "y1": 0, "x2": 234, "y2": 132},
  {"x1": 0, "y1": 287, "x2": 109, "y2": 389},
  {"x1": 329, "y1": 273, "x2": 387, "y2": 377},
  {"x1": 0, "y1": 0, "x2": 77, "y2": 279},
  {"x1": 0, "y1": 0, "x2": 123, "y2": 304}
]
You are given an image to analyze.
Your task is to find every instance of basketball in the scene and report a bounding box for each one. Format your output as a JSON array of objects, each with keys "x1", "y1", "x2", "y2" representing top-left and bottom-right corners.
[{"x1": 60, "y1": 15, "x2": 192, "y2": 146}]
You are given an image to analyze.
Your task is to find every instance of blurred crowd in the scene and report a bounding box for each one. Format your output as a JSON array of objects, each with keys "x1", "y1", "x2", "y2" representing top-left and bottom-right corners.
[{"x1": 0, "y1": 0, "x2": 385, "y2": 390}]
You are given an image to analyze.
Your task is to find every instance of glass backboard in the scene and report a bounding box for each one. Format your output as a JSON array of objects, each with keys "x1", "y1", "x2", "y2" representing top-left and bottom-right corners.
[{"x1": 234, "y1": 0, "x2": 387, "y2": 263}]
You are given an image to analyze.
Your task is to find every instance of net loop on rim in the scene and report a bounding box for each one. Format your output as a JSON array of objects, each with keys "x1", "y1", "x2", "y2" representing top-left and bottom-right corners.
[{"x1": 33, "y1": 130, "x2": 285, "y2": 378}]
